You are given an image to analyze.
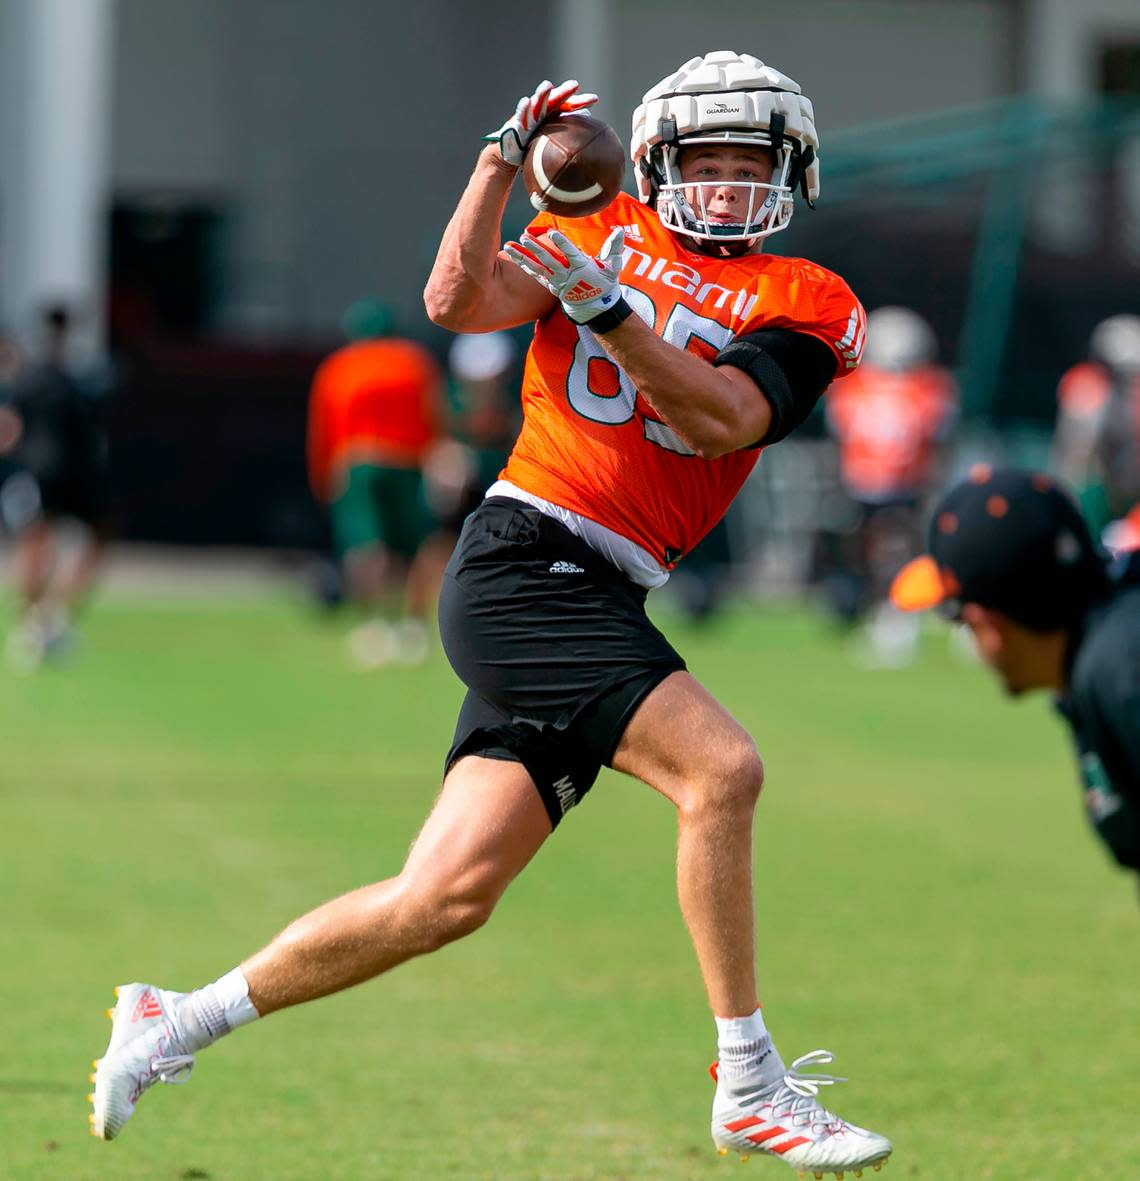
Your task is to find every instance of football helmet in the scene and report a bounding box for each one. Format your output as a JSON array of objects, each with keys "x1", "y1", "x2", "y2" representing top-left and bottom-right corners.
[
  {"x1": 862, "y1": 306, "x2": 937, "y2": 373},
  {"x1": 631, "y1": 51, "x2": 820, "y2": 252}
]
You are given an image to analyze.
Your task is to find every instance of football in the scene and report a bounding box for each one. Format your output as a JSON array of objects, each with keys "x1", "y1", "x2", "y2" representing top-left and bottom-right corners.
[{"x1": 522, "y1": 112, "x2": 625, "y2": 217}]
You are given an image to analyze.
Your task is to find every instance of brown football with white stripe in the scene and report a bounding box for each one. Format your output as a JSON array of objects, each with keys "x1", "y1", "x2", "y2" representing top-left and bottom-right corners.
[{"x1": 522, "y1": 112, "x2": 625, "y2": 217}]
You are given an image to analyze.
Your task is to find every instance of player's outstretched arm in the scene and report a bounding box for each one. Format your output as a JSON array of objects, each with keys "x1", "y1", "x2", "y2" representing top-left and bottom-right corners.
[
  {"x1": 424, "y1": 146, "x2": 557, "y2": 332},
  {"x1": 425, "y1": 81, "x2": 595, "y2": 333}
]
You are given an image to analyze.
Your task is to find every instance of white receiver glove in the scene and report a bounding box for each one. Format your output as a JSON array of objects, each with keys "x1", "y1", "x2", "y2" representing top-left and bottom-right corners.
[
  {"x1": 483, "y1": 80, "x2": 599, "y2": 168},
  {"x1": 504, "y1": 228, "x2": 627, "y2": 327}
]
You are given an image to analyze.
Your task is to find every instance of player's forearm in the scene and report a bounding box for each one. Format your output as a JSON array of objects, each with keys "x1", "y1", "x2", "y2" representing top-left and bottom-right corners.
[
  {"x1": 424, "y1": 147, "x2": 519, "y2": 329},
  {"x1": 596, "y1": 316, "x2": 772, "y2": 459}
]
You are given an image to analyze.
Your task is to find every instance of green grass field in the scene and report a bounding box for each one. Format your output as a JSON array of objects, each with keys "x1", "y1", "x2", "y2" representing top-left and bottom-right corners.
[{"x1": 2, "y1": 592, "x2": 1136, "y2": 1181}]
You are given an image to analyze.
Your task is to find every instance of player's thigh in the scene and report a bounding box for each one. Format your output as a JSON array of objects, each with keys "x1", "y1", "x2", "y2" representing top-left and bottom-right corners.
[
  {"x1": 610, "y1": 670, "x2": 763, "y2": 811},
  {"x1": 400, "y1": 754, "x2": 553, "y2": 906}
]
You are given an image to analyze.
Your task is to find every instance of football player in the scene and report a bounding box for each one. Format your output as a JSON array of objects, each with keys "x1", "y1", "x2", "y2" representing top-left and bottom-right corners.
[
  {"x1": 1052, "y1": 313, "x2": 1140, "y2": 536},
  {"x1": 90, "y1": 53, "x2": 890, "y2": 1176},
  {"x1": 824, "y1": 306, "x2": 958, "y2": 665},
  {"x1": 306, "y1": 299, "x2": 445, "y2": 667},
  {"x1": 1, "y1": 304, "x2": 112, "y2": 670}
]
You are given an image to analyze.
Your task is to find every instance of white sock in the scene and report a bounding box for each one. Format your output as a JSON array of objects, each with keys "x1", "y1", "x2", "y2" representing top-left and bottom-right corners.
[
  {"x1": 715, "y1": 1007, "x2": 786, "y2": 1094},
  {"x1": 177, "y1": 968, "x2": 260, "y2": 1052}
]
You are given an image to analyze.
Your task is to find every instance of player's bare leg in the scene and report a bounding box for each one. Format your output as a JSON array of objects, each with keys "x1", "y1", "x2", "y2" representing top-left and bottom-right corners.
[
  {"x1": 613, "y1": 671, "x2": 761, "y2": 1016},
  {"x1": 6, "y1": 519, "x2": 54, "y2": 669},
  {"x1": 13, "y1": 518, "x2": 53, "y2": 609},
  {"x1": 60, "y1": 529, "x2": 108, "y2": 616},
  {"x1": 23, "y1": 527, "x2": 109, "y2": 664},
  {"x1": 90, "y1": 756, "x2": 552, "y2": 1139},
  {"x1": 612, "y1": 671, "x2": 892, "y2": 1175}
]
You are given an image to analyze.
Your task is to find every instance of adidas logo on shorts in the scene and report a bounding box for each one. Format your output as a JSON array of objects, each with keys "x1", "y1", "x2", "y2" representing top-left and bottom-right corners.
[{"x1": 549, "y1": 560, "x2": 585, "y2": 574}]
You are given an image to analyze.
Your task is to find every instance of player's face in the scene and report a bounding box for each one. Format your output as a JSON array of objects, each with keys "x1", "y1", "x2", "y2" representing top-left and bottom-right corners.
[{"x1": 677, "y1": 145, "x2": 776, "y2": 225}]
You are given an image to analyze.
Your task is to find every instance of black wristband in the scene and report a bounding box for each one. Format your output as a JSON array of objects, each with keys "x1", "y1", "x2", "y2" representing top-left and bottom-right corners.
[{"x1": 583, "y1": 296, "x2": 634, "y2": 335}]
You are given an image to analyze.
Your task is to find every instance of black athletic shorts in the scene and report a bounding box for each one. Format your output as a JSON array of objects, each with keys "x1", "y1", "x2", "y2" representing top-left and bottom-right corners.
[{"x1": 439, "y1": 497, "x2": 685, "y2": 828}]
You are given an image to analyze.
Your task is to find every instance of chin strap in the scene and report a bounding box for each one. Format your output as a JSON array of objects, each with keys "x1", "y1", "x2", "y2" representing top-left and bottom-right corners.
[{"x1": 697, "y1": 238, "x2": 756, "y2": 259}]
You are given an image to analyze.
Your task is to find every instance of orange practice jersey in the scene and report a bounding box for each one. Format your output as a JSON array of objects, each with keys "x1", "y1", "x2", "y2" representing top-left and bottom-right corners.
[
  {"x1": 307, "y1": 338, "x2": 440, "y2": 501},
  {"x1": 501, "y1": 192, "x2": 865, "y2": 565},
  {"x1": 826, "y1": 364, "x2": 958, "y2": 501}
]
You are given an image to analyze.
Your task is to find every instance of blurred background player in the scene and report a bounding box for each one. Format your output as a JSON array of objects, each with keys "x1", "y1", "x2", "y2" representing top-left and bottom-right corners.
[
  {"x1": 0, "y1": 329, "x2": 24, "y2": 487},
  {"x1": 425, "y1": 331, "x2": 520, "y2": 542},
  {"x1": 891, "y1": 467, "x2": 1139, "y2": 885},
  {"x1": 1052, "y1": 313, "x2": 1140, "y2": 543},
  {"x1": 0, "y1": 304, "x2": 113, "y2": 670},
  {"x1": 824, "y1": 305, "x2": 958, "y2": 665},
  {"x1": 306, "y1": 299, "x2": 444, "y2": 667}
]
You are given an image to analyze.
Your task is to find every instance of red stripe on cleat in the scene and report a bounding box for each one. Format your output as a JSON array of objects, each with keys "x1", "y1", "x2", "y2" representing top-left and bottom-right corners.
[
  {"x1": 723, "y1": 1116, "x2": 764, "y2": 1133},
  {"x1": 770, "y1": 1136, "x2": 810, "y2": 1154},
  {"x1": 746, "y1": 1126, "x2": 788, "y2": 1144}
]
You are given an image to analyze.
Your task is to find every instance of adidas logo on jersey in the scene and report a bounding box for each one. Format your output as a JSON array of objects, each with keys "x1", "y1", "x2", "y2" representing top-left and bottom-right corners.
[
  {"x1": 621, "y1": 223, "x2": 644, "y2": 242},
  {"x1": 549, "y1": 560, "x2": 585, "y2": 574}
]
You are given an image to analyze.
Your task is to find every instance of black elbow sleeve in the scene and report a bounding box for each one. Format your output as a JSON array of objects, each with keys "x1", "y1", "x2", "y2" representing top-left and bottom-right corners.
[{"x1": 712, "y1": 329, "x2": 837, "y2": 445}]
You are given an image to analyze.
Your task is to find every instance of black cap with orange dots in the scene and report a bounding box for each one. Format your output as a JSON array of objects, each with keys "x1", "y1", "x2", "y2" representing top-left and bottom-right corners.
[{"x1": 890, "y1": 466, "x2": 1109, "y2": 630}]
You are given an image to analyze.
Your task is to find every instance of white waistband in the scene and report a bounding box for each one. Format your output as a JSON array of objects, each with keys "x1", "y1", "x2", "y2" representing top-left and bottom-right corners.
[{"x1": 485, "y1": 480, "x2": 670, "y2": 589}]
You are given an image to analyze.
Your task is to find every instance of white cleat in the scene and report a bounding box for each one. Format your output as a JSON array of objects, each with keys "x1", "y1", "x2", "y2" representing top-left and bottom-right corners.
[
  {"x1": 89, "y1": 983, "x2": 195, "y2": 1140},
  {"x1": 711, "y1": 1051, "x2": 891, "y2": 1176}
]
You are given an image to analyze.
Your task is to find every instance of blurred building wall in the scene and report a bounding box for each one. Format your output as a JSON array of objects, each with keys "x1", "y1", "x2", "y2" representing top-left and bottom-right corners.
[
  {"x1": 1026, "y1": 0, "x2": 1140, "y2": 97},
  {"x1": 110, "y1": 0, "x2": 556, "y2": 341},
  {"x1": 607, "y1": 0, "x2": 1020, "y2": 133}
]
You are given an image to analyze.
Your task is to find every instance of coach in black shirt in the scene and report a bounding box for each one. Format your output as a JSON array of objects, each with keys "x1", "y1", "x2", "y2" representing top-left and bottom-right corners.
[{"x1": 890, "y1": 466, "x2": 1139, "y2": 881}]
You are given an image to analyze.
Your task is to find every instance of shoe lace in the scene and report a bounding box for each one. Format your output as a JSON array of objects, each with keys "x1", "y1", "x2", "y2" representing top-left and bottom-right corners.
[
  {"x1": 153, "y1": 1055, "x2": 195, "y2": 1085},
  {"x1": 773, "y1": 1050, "x2": 849, "y2": 1134}
]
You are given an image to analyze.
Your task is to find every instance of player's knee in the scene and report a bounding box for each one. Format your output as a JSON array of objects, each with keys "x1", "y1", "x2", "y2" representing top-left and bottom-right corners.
[
  {"x1": 403, "y1": 876, "x2": 500, "y2": 950},
  {"x1": 692, "y1": 735, "x2": 764, "y2": 813},
  {"x1": 436, "y1": 889, "x2": 497, "y2": 942}
]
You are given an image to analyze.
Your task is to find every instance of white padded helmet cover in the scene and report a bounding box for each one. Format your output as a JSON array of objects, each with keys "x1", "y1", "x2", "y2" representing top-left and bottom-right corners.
[{"x1": 632, "y1": 51, "x2": 820, "y2": 205}]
